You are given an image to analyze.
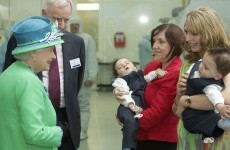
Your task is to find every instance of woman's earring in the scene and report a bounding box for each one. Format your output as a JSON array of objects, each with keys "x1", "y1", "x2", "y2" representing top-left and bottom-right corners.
[{"x1": 33, "y1": 57, "x2": 36, "y2": 61}]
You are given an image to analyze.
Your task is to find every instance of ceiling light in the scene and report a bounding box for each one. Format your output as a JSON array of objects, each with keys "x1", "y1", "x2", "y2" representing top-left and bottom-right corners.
[{"x1": 139, "y1": 15, "x2": 149, "y2": 24}]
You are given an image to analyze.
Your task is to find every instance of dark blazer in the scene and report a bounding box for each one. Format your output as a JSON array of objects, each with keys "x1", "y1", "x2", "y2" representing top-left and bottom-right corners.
[
  {"x1": 3, "y1": 35, "x2": 17, "y2": 70},
  {"x1": 61, "y1": 32, "x2": 85, "y2": 149},
  {"x1": 3, "y1": 31, "x2": 85, "y2": 149}
]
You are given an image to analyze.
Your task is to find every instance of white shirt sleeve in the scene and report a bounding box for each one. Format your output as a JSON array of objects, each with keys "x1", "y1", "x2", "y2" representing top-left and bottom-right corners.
[
  {"x1": 203, "y1": 84, "x2": 224, "y2": 112},
  {"x1": 112, "y1": 78, "x2": 135, "y2": 107},
  {"x1": 144, "y1": 70, "x2": 157, "y2": 82}
]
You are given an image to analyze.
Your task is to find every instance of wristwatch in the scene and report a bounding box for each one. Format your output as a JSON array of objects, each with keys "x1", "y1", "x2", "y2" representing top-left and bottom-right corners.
[{"x1": 185, "y1": 96, "x2": 191, "y2": 107}]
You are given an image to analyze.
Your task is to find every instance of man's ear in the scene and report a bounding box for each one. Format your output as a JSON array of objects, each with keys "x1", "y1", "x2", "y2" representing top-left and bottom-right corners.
[{"x1": 214, "y1": 73, "x2": 223, "y2": 80}]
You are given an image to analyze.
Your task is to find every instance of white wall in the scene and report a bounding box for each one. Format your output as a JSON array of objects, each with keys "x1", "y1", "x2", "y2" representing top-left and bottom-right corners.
[
  {"x1": 10, "y1": 0, "x2": 42, "y2": 22},
  {"x1": 0, "y1": 0, "x2": 182, "y2": 64},
  {"x1": 2, "y1": 0, "x2": 78, "y2": 24},
  {"x1": 97, "y1": 0, "x2": 182, "y2": 63}
]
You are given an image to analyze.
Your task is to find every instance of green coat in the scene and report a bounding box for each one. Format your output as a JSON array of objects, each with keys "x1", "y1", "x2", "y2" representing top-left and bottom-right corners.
[{"x1": 0, "y1": 61, "x2": 61, "y2": 150}]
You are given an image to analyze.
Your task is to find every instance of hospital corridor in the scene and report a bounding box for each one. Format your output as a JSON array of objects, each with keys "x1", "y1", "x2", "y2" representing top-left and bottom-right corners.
[
  {"x1": 78, "y1": 88, "x2": 122, "y2": 150},
  {"x1": 1, "y1": 0, "x2": 230, "y2": 150}
]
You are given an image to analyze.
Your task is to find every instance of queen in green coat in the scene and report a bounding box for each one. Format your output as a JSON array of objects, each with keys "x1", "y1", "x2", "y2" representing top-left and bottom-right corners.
[{"x1": 0, "y1": 16, "x2": 64, "y2": 150}]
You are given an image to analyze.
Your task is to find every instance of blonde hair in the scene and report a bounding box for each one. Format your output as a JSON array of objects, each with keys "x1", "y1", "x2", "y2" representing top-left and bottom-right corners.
[{"x1": 184, "y1": 7, "x2": 230, "y2": 63}]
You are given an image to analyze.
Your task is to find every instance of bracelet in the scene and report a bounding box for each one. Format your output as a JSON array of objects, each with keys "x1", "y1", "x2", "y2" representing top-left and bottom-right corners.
[{"x1": 185, "y1": 95, "x2": 191, "y2": 107}]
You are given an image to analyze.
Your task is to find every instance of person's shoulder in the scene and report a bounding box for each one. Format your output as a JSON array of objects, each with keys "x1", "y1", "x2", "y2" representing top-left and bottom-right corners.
[
  {"x1": 62, "y1": 31, "x2": 84, "y2": 41},
  {"x1": 3, "y1": 62, "x2": 37, "y2": 81}
]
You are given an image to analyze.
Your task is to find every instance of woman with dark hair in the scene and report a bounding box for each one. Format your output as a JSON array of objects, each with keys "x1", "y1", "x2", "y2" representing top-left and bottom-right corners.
[{"x1": 114, "y1": 23, "x2": 184, "y2": 150}]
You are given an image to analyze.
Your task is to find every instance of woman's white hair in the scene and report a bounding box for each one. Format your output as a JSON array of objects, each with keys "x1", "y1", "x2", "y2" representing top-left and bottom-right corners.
[{"x1": 14, "y1": 52, "x2": 31, "y2": 61}]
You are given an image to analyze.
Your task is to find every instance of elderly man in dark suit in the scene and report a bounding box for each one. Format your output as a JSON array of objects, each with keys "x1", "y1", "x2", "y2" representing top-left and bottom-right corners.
[{"x1": 3, "y1": 0, "x2": 85, "y2": 150}]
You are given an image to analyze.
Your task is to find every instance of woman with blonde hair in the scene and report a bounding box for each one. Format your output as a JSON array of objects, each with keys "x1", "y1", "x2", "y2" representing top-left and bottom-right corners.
[{"x1": 173, "y1": 7, "x2": 230, "y2": 150}]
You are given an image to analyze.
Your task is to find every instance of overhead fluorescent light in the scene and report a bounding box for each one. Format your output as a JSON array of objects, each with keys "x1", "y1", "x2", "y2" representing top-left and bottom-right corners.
[
  {"x1": 139, "y1": 15, "x2": 149, "y2": 24},
  {"x1": 77, "y1": 3, "x2": 99, "y2": 11}
]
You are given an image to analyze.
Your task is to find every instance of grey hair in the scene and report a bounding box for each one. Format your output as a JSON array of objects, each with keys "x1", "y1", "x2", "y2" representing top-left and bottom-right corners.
[
  {"x1": 43, "y1": 0, "x2": 73, "y2": 14},
  {"x1": 14, "y1": 52, "x2": 31, "y2": 61}
]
